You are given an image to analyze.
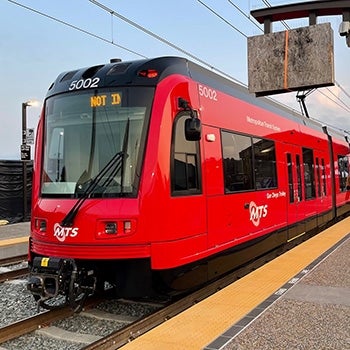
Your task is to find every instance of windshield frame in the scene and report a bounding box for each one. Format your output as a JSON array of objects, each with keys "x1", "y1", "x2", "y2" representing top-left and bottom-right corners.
[{"x1": 40, "y1": 86, "x2": 154, "y2": 199}]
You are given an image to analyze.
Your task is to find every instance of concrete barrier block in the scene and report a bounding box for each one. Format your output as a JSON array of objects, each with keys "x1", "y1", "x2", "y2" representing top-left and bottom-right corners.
[{"x1": 248, "y1": 23, "x2": 334, "y2": 96}]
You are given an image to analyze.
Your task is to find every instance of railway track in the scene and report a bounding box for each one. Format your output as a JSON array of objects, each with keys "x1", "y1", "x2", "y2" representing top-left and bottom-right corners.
[
  {"x1": 0, "y1": 254, "x2": 27, "y2": 266},
  {"x1": 0, "y1": 306, "x2": 74, "y2": 344},
  {"x1": 0, "y1": 297, "x2": 164, "y2": 349},
  {"x1": 0, "y1": 254, "x2": 28, "y2": 282}
]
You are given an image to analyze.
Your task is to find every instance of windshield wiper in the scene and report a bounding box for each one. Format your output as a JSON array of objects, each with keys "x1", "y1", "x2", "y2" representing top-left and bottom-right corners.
[
  {"x1": 60, "y1": 152, "x2": 124, "y2": 227},
  {"x1": 60, "y1": 119, "x2": 130, "y2": 227},
  {"x1": 119, "y1": 117, "x2": 130, "y2": 194}
]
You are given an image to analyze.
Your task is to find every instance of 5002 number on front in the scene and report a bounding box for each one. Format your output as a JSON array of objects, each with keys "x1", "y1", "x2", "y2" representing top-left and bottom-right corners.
[
  {"x1": 69, "y1": 78, "x2": 100, "y2": 90},
  {"x1": 198, "y1": 84, "x2": 218, "y2": 101}
]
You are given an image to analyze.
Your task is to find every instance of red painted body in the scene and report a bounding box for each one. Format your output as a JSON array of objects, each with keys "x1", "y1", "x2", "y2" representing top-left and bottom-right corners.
[{"x1": 28, "y1": 57, "x2": 349, "y2": 295}]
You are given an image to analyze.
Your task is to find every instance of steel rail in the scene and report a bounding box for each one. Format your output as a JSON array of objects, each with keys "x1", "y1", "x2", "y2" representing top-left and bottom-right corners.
[
  {"x1": 0, "y1": 254, "x2": 27, "y2": 266},
  {"x1": 0, "y1": 254, "x2": 28, "y2": 283},
  {"x1": 0, "y1": 296, "x2": 105, "y2": 345},
  {"x1": 0, "y1": 307, "x2": 74, "y2": 344},
  {"x1": 0, "y1": 267, "x2": 28, "y2": 283}
]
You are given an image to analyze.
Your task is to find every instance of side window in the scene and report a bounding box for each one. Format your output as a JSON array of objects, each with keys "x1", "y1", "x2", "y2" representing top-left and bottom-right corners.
[
  {"x1": 321, "y1": 158, "x2": 327, "y2": 196},
  {"x1": 302, "y1": 147, "x2": 316, "y2": 199},
  {"x1": 296, "y1": 154, "x2": 302, "y2": 201},
  {"x1": 222, "y1": 130, "x2": 277, "y2": 193},
  {"x1": 316, "y1": 157, "x2": 321, "y2": 197},
  {"x1": 253, "y1": 138, "x2": 277, "y2": 189},
  {"x1": 338, "y1": 155, "x2": 348, "y2": 192},
  {"x1": 287, "y1": 153, "x2": 294, "y2": 203},
  {"x1": 171, "y1": 114, "x2": 201, "y2": 195},
  {"x1": 222, "y1": 132, "x2": 254, "y2": 192}
]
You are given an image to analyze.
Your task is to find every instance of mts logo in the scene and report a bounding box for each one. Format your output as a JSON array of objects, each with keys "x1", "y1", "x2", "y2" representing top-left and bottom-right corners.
[
  {"x1": 249, "y1": 201, "x2": 268, "y2": 227},
  {"x1": 53, "y1": 223, "x2": 79, "y2": 242}
]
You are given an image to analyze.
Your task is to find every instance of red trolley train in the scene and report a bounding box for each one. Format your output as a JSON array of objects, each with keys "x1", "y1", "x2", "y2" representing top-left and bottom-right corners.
[{"x1": 27, "y1": 57, "x2": 350, "y2": 309}]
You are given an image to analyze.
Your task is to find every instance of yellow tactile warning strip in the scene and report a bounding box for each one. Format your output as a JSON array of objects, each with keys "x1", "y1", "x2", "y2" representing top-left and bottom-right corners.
[
  {"x1": 120, "y1": 217, "x2": 350, "y2": 350},
  {"x1": 0, "y1": 236, "x2": 28, "y2": 247}
]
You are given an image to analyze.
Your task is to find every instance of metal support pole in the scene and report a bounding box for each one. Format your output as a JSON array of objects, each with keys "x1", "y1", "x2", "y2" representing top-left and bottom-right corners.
[{"x1": 309, "y1": 11, "x2": 317, "y2": 25}]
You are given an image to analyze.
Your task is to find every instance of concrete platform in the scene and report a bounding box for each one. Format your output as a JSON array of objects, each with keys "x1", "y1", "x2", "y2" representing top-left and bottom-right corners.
[
  {"x1": 216, "y1": 233, "x2": 350, "y2": 350},
  {"x1": 119, "y1": 218, "x2": 350, "y2": 350},
  {"x1": 0, "y1": 222, "x2": 29, "y2": 260}
]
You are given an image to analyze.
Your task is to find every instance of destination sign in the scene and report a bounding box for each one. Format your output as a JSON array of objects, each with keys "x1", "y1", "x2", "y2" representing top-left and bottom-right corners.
[{"x1": 90, "y1": 92, "x2": 122, "y2": 108}]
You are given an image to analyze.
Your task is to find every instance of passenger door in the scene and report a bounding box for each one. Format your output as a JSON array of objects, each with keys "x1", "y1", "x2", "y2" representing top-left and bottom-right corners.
[
  {"x1": 285, "y1": 147, "x2": 305, "y2": 240},
  {"x1": 170, "y1": 113, "x2": 206, "y2": 241},
  {"x1": 314, "y1": 151, "x2": 332, "y2": 224}
]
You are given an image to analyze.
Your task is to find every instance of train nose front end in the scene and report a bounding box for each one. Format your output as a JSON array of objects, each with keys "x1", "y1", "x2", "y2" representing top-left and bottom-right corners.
[{"x1": 27, "y1": 256, "x2": 96, "y2": 311}]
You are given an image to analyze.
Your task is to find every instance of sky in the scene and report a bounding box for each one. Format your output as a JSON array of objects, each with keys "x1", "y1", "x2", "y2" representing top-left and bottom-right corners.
[{"x1": 1, "y1": 0, "x2": 350, "y2": 159}]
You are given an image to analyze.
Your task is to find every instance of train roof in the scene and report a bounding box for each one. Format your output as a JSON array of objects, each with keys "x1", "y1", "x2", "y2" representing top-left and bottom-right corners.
[{"x1": 47, "y1": 56, "x2": 347, "y2": 143}]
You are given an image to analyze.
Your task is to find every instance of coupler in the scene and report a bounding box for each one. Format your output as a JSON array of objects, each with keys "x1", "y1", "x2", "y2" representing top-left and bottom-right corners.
[{"x1": 27, "y1": 257, "x2": 96, "y2": 312}]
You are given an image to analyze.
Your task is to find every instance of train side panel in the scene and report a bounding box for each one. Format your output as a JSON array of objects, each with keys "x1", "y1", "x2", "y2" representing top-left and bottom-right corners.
[
  {"x1": 141, "y1": 76, "x2": 208, "y2": 268},
  {"x1": 195, "y1": 82, "x2": 337, "y2": 253}
]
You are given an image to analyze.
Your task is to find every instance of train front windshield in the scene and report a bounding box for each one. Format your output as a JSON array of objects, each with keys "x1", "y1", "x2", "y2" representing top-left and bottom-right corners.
[{"x1": 41, "y1": 87, "x2": 153, "y2": 198}]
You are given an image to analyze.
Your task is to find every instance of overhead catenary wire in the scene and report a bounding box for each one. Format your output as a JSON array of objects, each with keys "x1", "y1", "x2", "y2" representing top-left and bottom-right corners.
[
  {"x1": 7, "y1": 0, "x2": 350, "y2": 125},
  {"x1": 88, "y1": 0, "x2": 245, "y2": 85},
  {"x1": 196, "y1": 0, "x2": 248, "y2": 38},
  {"x1": 337, "y1": 81, "x2": 350, "y2": 101},
  {"x1": 201, "y1": 0, "x2": 350, "y2": 117},
  {"x1": 5, "y1": 0, "x2": 242, "y2": 87},
  {"x1": 261, "y1": 0, "x2": 291, "y2": 29},
  {"x1": 7, "y1": 0, "x2": 148, "y2": 58},
  {"x1": 7, "y1": 0, "x2": 243, "y2": 86},
  {"x1": 227, "y1": 0, "x2": 263, "y2": 31},
  {"x1": 318, "y1": 89, "x2": 350, "y2": 114},
  {"x1": 89, "y1": 0, "x2": 209, "y2": 60},
  {"x1": 90, "y1": 0, "x2": 350, "y2": 121}
]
